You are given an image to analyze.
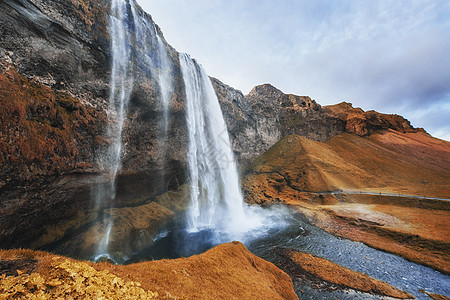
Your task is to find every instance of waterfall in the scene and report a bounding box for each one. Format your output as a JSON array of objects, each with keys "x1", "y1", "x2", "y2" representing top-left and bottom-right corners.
[
  {"x1": 94, "y1": 0, "x2": 174, "y2": 261},
  {"x1": 155, "y1": 29, "x2": 172, "y2": 134},
  {"x1": 130, "y1": 2, "x2": 173, "y2": 135},
  {"x1": 130, "y1": 1, "x2": 173, "y2": 186},
  {"x1": 180, "y1": 53, "x2": 266, "y2": 242},
  {"x1": 94, "y1": 0, "x2": 134, "y2": 260},
  {"x1": 93, "y1": 0, "x2": 286, "y2": 261}
]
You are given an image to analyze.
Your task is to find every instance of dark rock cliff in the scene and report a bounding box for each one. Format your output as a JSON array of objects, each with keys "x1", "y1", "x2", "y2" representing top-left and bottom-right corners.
[{"x1": 0, "y1": 0, "x2": 189, "y2": 249}]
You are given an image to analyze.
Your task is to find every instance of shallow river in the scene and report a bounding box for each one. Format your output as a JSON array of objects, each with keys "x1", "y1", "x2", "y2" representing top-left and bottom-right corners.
[{"x1": 129, "y1": 206, "x2": 449, "y2": 299}]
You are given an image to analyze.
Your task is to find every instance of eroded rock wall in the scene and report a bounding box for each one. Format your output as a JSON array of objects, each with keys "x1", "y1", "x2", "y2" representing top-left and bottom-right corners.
[{"x1": 0, "y1": 0, "x2": 189, "y2": 248}]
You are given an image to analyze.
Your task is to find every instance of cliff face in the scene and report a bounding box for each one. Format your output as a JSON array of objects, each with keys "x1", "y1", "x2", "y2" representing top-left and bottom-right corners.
[
  {"x1": 0, "y1": 0, "x2": 189, "y2": 248},
  {"x1": 0, "y1": 0, "x2": 189, "y2": 182},
  {"x1": 1, "y1": 0, "x2": 109, "y2": 187},
  {"x1": 0, "y1": 0, "x2": 110, "y2": 100}
]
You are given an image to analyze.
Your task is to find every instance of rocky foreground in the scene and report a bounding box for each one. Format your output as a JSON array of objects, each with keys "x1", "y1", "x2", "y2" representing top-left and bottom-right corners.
[
  {"x1": 0, "y1": 242, "x2": 298, "y2": 299},
  {"x1": 2, "y1": 242, "x2": 425, "y2": 299}
]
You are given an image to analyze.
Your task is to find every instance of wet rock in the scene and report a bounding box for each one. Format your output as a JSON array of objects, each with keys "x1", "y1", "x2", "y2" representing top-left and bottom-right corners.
[
  {"x1": 0, "y1": 0, "x2": 187, "y2": 249},
  {"x1": 51, "y1": 201, "x2": 174, "y2": 261}
]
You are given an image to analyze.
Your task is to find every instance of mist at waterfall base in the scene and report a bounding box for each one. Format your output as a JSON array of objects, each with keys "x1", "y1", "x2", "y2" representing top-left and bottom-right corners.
[{"x1": 129, "y1": 205, "x2": 294, "y2": 261}]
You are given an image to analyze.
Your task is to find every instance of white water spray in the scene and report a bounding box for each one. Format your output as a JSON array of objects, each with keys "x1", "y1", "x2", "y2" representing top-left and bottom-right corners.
[
  {"x1": 180, "y1": 53, "x2": 277, "y2": 243},
  {"x1": 155, "y1": 29, "x2": 172, "y2": 134},
  {"x1": 95, "y1": 0, "x2": 134, "y2": 259},
  {"x1": 94, "y1": 0, "x2": 287, "y2": 260}
]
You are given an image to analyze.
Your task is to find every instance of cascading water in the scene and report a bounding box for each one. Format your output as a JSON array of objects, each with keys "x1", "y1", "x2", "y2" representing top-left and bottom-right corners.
[
  {"x1": 94, "y1": 0, "x2": 134, "y2": 260},
  {"x1": 180, "y1": 53, "x2": 245, "y2": 234},
  {"x1": 130, "y1": 1, "x2": 173, "y2": 188},
  {"x1": 94, "y1": 0, "x2": 283, "y2": 261},
  {"x1": 94, "y1": 0, "x2": 174, "y2": 261},
  {"x1": 179, "y1": 53, "x2": 284, "y2": 245},
  {"x1": 155, "y1": 29, "x2": 172, "y2": 134},
  {"x1": 125, "y1": 54, "x2": 290, "y2": 260},
  {"x1": 130, "y1": 2, "x2": 173, "y2": 135}
]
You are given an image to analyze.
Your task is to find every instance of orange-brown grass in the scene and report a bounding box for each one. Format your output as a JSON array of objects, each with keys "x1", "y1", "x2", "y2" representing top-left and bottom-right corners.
[
  {"x1": 336, "y1": 193, "x2": 449, "y2": 210},
  {"x1": 419, "y1": 289, "x2": 450, "y2": 300},
  {"x1": 286, "y1": 250, "x2": 413, "y2": 299},
  {"x1": 0, "y1": 59, "x2": 106, "y2": 183},
  {"x1": 244, "y1": 131, "x2": 450, "y2": 199},
  {"x1": 297, "y1": 200, "x2": 450, "y2": 274},
  {"x1": 372, "y1": 204, "x2": 450, "y2": 242},
  {"x1": 243, "y1": 131, "x2": 450, "y2": 273},
  {"x1": 370, "y1": 130, "x2": 450, "y2": 175},
  {"x1": 0, "y1": 242, "x2": 297, "y2": 299},
  {"x1": 93, "y1": 241, "x2": 297, "y2": 300}
]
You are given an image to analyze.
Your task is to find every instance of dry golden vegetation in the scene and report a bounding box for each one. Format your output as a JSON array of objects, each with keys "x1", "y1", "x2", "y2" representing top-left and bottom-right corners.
[
  {"x1": 243, "y1": 130, "x2": 450, "y2": 273},
  {"x1": 0, "y1": 249, "x2": 157, "y2": 299},
  {"x1": 0, "y1": 242, "x2": 297, "y2": 299},
  {"x1": 244, "y1": 130, "x2": 449, "y2": 198},
  {"x1": 285, "y1": 249, "x2": 413, "y2": 299},
  {"x1": 93, "y1": 241, "x2": 297, "y2": 300},
  {"x1": 0, "y1": 59, "x2": 105, "y2": 184}
]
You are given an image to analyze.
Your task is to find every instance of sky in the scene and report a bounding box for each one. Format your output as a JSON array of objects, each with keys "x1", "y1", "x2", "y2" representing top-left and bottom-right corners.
[{"x1": 138, "y1": 0, "x2": 450, "y2": 141}]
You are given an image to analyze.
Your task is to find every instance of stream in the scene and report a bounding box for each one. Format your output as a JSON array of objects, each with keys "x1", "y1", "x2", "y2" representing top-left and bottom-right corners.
[{"x1": 128, "y1": 206, "x2": 449, "y2": 300}]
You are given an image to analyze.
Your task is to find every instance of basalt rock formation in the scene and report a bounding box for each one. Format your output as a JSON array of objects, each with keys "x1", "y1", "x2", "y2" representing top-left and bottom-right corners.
[
  {"x1": 0, "y1": 0, "x2": 187, "y2": 249},
  {"x1": 0, "y1": 0, "x2": 188, "y2": 187}
]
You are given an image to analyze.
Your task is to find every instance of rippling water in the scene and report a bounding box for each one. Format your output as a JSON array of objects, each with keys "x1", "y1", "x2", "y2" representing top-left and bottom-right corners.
[
  {"x1": 248, "y1": 209, "x2": 450, "y2": 300},
  {"x1": 130, "y1": 205, "x2": 449, "y2": 299}
]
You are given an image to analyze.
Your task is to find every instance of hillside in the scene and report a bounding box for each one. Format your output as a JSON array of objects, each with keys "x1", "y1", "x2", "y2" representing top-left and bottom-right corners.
[
  {"x1": 1, "y1": 0, "x2": 449, "y2": 298},
  {"x1": 244, "y1": 130, "x2": 449, "y2": 199},
  {"x1": 243, "y1": 130, "x2": 450, "y2": 273}
]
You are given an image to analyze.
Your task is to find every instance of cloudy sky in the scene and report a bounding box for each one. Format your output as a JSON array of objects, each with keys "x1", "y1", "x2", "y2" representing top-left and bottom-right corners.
[{"x1": 138, "y1": 0, "x2": 450, "y2": 141}]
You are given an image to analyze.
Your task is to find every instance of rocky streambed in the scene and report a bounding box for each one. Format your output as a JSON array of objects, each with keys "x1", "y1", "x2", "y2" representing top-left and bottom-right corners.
[
  {"x1": 248, "y1": 209, "x2": 450, "y2": 299},
  {"x1": 117, "y1": 205, "x2": 449, "y2": 299}
]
